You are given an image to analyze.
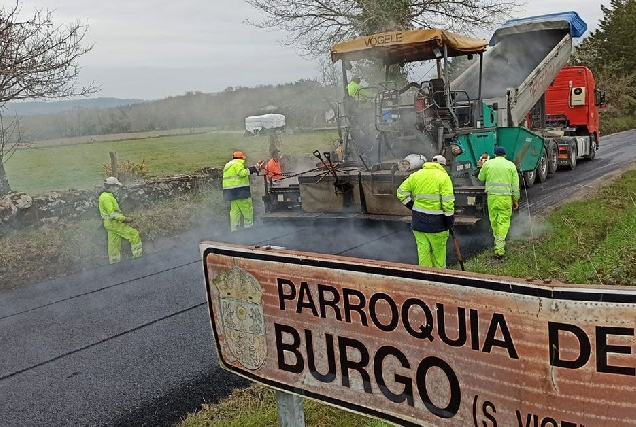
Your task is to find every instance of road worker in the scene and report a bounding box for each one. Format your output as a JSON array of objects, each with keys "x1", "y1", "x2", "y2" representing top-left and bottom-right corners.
[
  {"x1": 347, "y1": 76, "x2": 372, "y2": 101},
  {"x1": 396, "y1": 155, "x2": 455, "y2": 268},
  {"x1": 98, "y1": 176, "x2": 142, "y2": 264},
  {"x1": 477, "y1": 146, "x2": 520, "y2": 258},
  {"x1": 263, "y1": 149, "x2": 283, "y2": 183},
  {"x1": 222, "y1": 151, "x2": 264, "y2": 232},
  {"x1": 347, "y1": 76, "x2": 375, "y2": 153}
]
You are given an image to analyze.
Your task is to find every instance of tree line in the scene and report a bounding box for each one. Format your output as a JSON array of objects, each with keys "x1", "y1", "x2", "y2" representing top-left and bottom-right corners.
[{"x1": 572, "y1": 0, "x2": 636, "y2": 133}]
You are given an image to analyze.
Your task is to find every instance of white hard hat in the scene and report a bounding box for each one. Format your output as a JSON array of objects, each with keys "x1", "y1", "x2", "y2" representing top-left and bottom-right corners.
[
  {"x1": 432, "y1": 155, "x2": 447, "y2": 166},
  {"x1": 104, "y1": 176, "x2": 122, "y2": 186}
]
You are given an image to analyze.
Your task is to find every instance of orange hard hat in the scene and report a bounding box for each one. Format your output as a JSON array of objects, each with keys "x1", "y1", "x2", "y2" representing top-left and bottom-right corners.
[{"x1": 233, "y1": 151, "x2": 246, "y2": 159}]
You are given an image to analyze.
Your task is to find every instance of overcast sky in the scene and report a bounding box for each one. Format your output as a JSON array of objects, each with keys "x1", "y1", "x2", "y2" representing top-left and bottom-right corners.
[{"x1": 20, "y1": 0, "x2": 608, "y2": 100}]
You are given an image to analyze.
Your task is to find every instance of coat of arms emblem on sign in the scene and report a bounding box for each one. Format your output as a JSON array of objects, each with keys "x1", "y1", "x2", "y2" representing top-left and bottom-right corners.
[{"x1": 212, "y1": 262, "x2": 266, "y2": 370}]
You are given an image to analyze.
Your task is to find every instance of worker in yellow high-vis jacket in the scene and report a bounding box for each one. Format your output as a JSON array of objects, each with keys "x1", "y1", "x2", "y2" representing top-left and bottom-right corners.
[
  {"x1": 477, "y1": 146, "x2": 520, "y2": 258},
  {"x1": 396, "y1": 155, "x2": 455, "y2": 268},
  {"x1": 98, "y1": 176, "x2": 142, "y2": 264},
  {"x1": 222, "y1": 151, "x2": 264, "y2": 232},
  {"x1": 347, "y1": 76, "x2": 372, "y2": 101}
]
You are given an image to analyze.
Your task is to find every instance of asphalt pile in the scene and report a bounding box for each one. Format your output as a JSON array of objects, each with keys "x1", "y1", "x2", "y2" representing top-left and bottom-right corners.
[{"x1": 452, "y1": 30, "x2": 566, "y2": 100}]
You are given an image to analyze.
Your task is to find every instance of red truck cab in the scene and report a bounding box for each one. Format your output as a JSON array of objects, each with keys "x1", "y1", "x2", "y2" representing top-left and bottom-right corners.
[{"x1": 545, "y1": 65, "x2": 606, "y2": 148}]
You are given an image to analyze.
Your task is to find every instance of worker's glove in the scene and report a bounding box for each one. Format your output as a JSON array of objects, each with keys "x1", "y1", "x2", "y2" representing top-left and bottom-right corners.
[
  {"x1": 123, "y1": 216, "x2": 134, "y2": 223},
  {"x1": 443, "y1": 214, "x2": 455, "y2": 230},
  {"x1": 405, "y1": 200, "x2": 414, "y2": 210},
  {"x1": 248, "y1": 165, "x2": 259, "y2": 174}
]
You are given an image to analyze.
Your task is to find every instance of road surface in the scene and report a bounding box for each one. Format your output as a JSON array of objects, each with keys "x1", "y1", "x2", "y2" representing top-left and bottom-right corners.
[{"x1": 1, "y1": 130, "x2": 634, "y2": 426}]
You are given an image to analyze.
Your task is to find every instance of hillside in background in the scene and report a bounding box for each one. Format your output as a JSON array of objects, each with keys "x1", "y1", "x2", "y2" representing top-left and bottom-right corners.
[
  {"x1": 13, "y1": 80, "x2": 339, "y2": 142},
  {"x1": 4, "y1": 97, "x2": 145, "y2": 116}
]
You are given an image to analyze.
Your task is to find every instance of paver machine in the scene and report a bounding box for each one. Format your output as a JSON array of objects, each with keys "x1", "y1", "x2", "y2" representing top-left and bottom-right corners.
[{"x1": 262, "y1": 12, "x2": 587, "y2": 227}]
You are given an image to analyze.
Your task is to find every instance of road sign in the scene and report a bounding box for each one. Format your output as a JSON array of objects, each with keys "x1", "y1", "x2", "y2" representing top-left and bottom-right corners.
[{"x1": 201, "y1": 242, "x2": 636, "y2": 426}]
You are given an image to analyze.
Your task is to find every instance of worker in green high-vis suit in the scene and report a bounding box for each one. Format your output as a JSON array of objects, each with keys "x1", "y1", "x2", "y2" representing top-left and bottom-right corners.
[
  {"x1": 98, "y1": 176, "x2": 143, "y2": 264},
  {"x1": 477, "y1": 146, "x2": 520, "y2": 258}
]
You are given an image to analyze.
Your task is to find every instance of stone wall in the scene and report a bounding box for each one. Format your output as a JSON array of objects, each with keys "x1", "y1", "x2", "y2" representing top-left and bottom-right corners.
[{"x1": 0, "y1": 168, "x2": 223, "y2": 229}]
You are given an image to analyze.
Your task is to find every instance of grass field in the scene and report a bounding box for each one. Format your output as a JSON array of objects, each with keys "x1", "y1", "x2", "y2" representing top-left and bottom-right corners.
[
  {"x1": 464, "y1": 169, "x2": 636, "y2": 285},
  {"x1": 179, "y1": 385, "x2": 392, "y2": 427},
  {"x1": 6, "y1": 130, "x2": 339, "y2": 194}
]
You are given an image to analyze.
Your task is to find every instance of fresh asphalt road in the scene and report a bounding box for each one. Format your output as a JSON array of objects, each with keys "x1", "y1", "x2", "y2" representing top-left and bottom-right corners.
[{"x1": 1, "y1": 130, "x2": 635, "y2": 427}]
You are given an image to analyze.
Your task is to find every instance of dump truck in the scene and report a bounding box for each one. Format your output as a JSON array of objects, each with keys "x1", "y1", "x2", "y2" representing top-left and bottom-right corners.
[
  {"x1": 262, "y1": 11, "x2": 591, "y2": 226},
  {"x1": 522, "y1": 65, "x2": 606, "y2": 185}
]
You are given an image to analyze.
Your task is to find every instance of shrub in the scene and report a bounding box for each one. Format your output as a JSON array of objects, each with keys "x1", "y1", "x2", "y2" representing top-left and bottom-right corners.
[
  {"x1": 600, "y1": 115, "x2": 636, "y2": 135},
  {"x1": 102, "y1": 159, "x2": 150, "y2": 183}
]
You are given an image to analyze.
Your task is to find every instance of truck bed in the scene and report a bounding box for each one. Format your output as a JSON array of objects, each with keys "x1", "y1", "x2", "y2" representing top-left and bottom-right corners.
[
  {"x1": 451, "y1": 13, "x2": 586, "y2": 126},
  {"x1": 451, "y1": 30, "x2": 565, "y2": 100}
]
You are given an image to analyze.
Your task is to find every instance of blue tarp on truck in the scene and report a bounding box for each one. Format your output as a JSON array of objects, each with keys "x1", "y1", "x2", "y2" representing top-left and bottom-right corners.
[{"x1": 489, "y1": 11, "x2": 587, "y2": 45}]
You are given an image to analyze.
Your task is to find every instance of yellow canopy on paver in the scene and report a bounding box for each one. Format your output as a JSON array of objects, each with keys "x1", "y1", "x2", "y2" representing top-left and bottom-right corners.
[{"x1": 330, "y1": 29, "x2": 488, "y2": 64}]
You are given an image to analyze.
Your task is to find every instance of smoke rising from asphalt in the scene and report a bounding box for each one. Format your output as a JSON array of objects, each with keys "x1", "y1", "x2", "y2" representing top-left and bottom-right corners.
[
  {"x1": 209, "y1": 207, "x2": 420, "y2": 266},
  {"x1": 508, "y1": 211, "x2": 551, "y2": 241}
]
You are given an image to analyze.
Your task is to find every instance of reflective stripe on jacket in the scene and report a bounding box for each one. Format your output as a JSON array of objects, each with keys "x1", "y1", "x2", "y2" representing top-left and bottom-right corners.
[
  {"x1": 396, "y1": 162, "x2": 455, "y2": 233},
  {"x1": 99, "y1": 191, "x2": 125, "y2": 222},
  {"x1": 477, "y1": 156, "x2": 520, "y2": 201},
  {"x1": 223, "y1": 158, "x2": 254, "y2": 201}
]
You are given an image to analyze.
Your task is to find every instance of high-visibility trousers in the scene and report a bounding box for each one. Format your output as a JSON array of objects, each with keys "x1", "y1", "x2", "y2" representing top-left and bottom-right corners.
[
  {"x1": 230, "y1": 198, "x2": 254, "y2": 232},
  {"x1": 103, "y1": 220, "x2": 143, "y2": 264},
  {"x1": 412, "y1": 230, "x2": 449, "y2": 268},
  {"x1": 487, "y1": 194, "x2": 513, "y2": 255}
]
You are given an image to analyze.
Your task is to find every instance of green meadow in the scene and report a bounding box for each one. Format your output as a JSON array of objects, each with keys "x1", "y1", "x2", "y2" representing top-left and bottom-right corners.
[{"x1": 6, "y1": 130, "x2": 338, "y2": 194}]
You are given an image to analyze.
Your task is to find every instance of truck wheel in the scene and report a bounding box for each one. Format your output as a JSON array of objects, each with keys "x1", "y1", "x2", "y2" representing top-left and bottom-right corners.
[
  {"x1": 536, "y1": 147, "x2": 549, "y2": 183},
  {"x1": 568, "y1": 144, "x2": 577, "y2": 170},
  {"x1": 547, "y1": 140, "x2": 558, "y2": 174},
  {"x1": 523, "y1": 169, "x2": 536, "y2": 188}
]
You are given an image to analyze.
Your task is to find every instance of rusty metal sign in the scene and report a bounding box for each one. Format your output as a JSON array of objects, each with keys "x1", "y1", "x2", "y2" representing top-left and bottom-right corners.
[{"x1": 201, "y1": 242, "x2": 636, "y2": 427}]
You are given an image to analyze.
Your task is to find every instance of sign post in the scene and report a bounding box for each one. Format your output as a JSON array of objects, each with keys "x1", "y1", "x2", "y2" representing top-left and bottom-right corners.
[
  {"x1": 201, "y1": 242, "x2": 636, "y2": 426},
  {"x1": 276, "y1": 390, "x2": 305, "y2": 427}
]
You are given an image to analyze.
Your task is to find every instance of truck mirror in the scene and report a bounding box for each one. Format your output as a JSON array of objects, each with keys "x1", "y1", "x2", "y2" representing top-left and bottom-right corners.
[
  {"x1": 594, "y1": 89, "x2": 607, "y2": 107},
  {"x1": 600, "y1": 91, "x2": 607, "y2": 107},
  {"x1": 491, "y1": 102, "x2": 498, "y2": 111}
]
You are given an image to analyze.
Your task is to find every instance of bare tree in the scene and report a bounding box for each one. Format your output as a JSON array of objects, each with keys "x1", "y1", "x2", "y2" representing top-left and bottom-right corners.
[
  {"x1": 0, "y1": 112, "x2": 25, "y2": 195},
  {"x1": 317, "y1": 57, "x2": 342, "y2": 113},
  {"x1": 245, "y1": 0, "x2": 519, "y2": 56},
  {"x1": 0, "y1": 1, "x2": 97, "y2": 196}
]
